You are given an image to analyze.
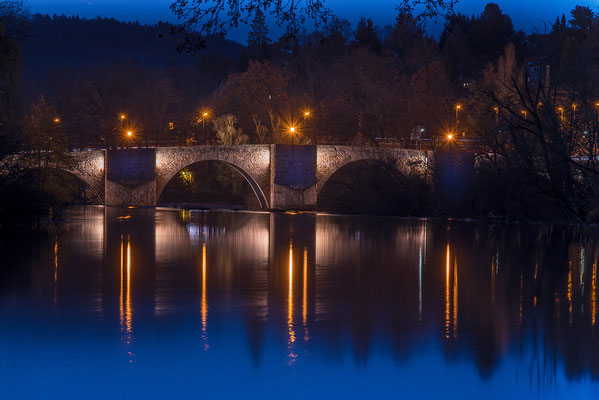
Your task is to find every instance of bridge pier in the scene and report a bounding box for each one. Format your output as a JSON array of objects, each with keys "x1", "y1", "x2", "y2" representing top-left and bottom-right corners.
[
  {"x1": 105, "y1": 149, "x2": 156, "y2": 206},
  {"x1": 269, "y1": 145, "x2": 317, "y2": 210}
]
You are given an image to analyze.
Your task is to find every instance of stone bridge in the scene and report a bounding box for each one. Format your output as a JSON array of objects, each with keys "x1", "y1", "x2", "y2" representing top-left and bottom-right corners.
[{"x1": 8, "y1": 145, "x2": 433, "y2": 209}]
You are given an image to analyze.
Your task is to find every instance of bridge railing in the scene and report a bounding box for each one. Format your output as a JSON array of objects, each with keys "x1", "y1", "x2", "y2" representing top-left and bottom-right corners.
[{"x1": 69, "y1": 138, "x2": 482, "y2": 152}]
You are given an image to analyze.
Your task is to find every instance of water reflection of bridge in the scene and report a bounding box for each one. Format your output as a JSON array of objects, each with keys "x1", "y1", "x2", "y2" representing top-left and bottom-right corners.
[{"x1": 44, "y1": 208, "x2": 599, "y2": 380}]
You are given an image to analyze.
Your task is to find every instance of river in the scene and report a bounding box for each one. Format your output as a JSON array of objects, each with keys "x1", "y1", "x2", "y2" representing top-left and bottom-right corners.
[{"x1": 1, "y1": 207, "x2": 598, "y2": 399}]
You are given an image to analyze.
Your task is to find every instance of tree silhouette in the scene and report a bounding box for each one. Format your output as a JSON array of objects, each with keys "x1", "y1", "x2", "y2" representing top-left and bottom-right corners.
[
  {"x1": 570, "y1": 6, "x2": 594, "y2": 33},
  {"x1": 354, "y1": 18, "x2": 382, "y2": 53},
  {"x1": 0, "y1": 0, "x2": 26, "y2": 138},
  {"x1": 247, "y1": 8, "x2": 271, "y2": 59},
  {"x1": 169, "y1": 0, "x2": 458, "y2": 51}
]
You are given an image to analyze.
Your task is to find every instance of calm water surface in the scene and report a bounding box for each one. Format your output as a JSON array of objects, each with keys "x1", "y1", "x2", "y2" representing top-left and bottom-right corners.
[{"x1": 1, "y1": 207, "x2": 599, "y2": 399}]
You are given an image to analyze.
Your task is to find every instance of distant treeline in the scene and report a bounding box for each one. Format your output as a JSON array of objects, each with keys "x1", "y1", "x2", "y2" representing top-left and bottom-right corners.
[{"x1": 19, "y1": 14, "x2": 245, "y2": 78}]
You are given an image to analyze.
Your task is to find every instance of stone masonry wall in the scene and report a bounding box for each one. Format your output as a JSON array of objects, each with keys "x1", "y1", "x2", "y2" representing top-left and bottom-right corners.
[
  {"x1": 67, "y1": 150, "x2": 106, "y2": 203},
  {"x1": 269, "y1": 145, "x2": 318, "y2": 209}
]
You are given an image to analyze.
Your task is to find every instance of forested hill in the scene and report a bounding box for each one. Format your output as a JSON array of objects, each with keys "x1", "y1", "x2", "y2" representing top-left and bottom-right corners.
[{"x1": 18, "y1": 14, "x2": 246, "y2": 78}]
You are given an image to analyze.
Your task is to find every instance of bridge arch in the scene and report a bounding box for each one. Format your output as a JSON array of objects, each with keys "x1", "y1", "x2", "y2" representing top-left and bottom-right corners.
[
  {"x1": 1, "y1": 151, "x2": 106, "y2": 204},
  {"x1": 155, "y1": 146, "x2": 271, "y2": 209},
  {"x1": 316, "y1": 146, "x2": 430, "y2": 197},
  {"x1": 317, "y1": 158, "x2": 405, "y2": 199},
  {"x1": 24, "y1": 166, "x2": 105, "y2": 204}
]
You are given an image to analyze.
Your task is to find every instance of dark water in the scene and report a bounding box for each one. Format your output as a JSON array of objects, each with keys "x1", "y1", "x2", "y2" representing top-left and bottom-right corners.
[{"x1": 1, "y1": 207, "x2": 599, "y2": 399}]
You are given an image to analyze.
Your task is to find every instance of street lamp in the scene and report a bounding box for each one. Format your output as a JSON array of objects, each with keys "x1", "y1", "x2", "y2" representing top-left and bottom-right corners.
[
  {"x1": 53, "y1": 117, "x2": 60, "y2": 123},
  {"x1": 447, "y1": 133, "x2": 454, "y2": 140},
  {"x1": 202, "y1": 112, "x2": 209, "y2": 140},
  {"x1": 455, "y1": 105, "x2": 462, "y2": 121},
  {"x1": 558, "y1": 107, "x2": 564, "y2": 122},
  {"x1": 127, "y1": 131, "x2": 132, "y2": 137},
  {"x1": 304, "y1": 111, "x2": 310, "y2": 117}
]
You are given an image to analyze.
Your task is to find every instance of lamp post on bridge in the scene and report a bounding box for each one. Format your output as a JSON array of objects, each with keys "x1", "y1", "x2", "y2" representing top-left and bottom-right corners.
[{"x1": 196, "y1": 111, "x2": 209, "y2": 144}]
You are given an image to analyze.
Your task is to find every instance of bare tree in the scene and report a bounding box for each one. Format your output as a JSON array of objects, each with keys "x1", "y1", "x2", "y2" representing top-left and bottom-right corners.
[
  {"x1": 252, "y1": 114, "x2": 269, "y2": 143},
  {"x1": 472, "y1": 42, "x2": 599, "y2": 221},
  {"x1": 212, "y1": 114, "x2": 249, "y2": 145},
  {"x1": 0, "y1": 0, "x2": 29, "y2": 40}
]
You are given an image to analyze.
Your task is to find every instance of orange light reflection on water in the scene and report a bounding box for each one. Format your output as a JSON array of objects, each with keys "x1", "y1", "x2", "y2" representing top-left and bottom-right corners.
[
  {"x1": 592, "y1": 260, "x2": 597, "y2": 326},
  {"x1": 445, "y1": 244, "x2": 450, "y2": 340},
  {"x1": 119, "y1": 235, "x2": 134, "y2": 365},
  {"x1": 201, "y1": 243, "x2": 209, "y2": 350},
  {"x1": 288, "y1": 242, "x2": 296, "y2": 364},
  {"x1": 453, "y1": 256, "x2": 458, "y2": 338},
  {"x1": 302, "y1": 247, "x2": 309, "y2": 341},
  {"x1": 568, "y1": 262, "x2": 573, "y2": 325},
  {"x1": 53, "y1": 238, "x2": 58, "y2": 304}
]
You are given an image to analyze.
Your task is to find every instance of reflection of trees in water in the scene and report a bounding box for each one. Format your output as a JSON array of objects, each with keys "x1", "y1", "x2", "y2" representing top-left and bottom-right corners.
[
  {"x1": 12, "y1": 210, "x2": 599, "y2": 383},
  {"x1": 281, "y1": 219, "x2": 599, "y2": 382},
  {"x1": 152, "y1": 213, "x2": 599, "y2": 381}
]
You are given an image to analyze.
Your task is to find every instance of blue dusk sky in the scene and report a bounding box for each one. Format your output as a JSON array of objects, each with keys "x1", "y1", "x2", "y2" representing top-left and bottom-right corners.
[{"x1": 27, "y1": 0, "x2": 599, "y2": 40}]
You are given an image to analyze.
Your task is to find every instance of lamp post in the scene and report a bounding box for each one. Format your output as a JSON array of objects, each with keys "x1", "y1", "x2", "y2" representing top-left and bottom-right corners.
[
  {"x1": 202, "y1": 112, "x2": 208, "y2": 139},
  {"x1": 558, "y1": 107, "x2": 564, "y2": 122},
  {"x1": 290, "y1": 127, "x2": 296, "y2": 144}
]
